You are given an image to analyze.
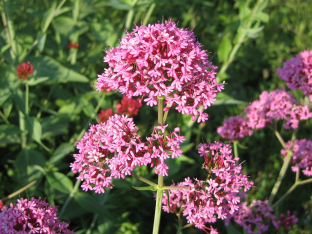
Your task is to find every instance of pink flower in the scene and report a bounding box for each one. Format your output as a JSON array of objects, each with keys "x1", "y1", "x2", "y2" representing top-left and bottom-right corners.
[
  {"x1": 70, "y1": 114, "x2": 150, "y2": 193},
  {"x1": 225, "y1": 200, "x2": 277, "y2": 234},
  {"x1": 217, "y1": 115, "x2": 253, "y2": 140},
  {"x1": 162, "y1": 142, "x2": 253, "y2": 233},
  {"x1": 0, "y1": 200, "x2": 6, "y2": 210},
  {"x1": 17, "y1": 61, "x2": 33, "y2": 80},
  {"x1": 277, "y1": 50, "x2": 312, "y2": 101},
  {"x1": 116, "y1": 96, "x2": 142, "y2": 117},
  {"x1": 97, "y1": 20, "x2": 224, "y2": 122},
  {"x1": 281, "y1": 139, "x2": 312, "y2": 177},
  {"x1": 146, "y1": 125, "x2": 185, "y2": 176},
  {"x1": 98, "y1": 108, "x2": 115, "y2": 123},
  {"x1": 276, "y1": 211, "x2": 298, "y2": 230},
  {"x1": 244, "y1": 89, "x2": 312, "y2": 129},
  {"x1": 0, "y1": 197, "x2": 74, "y2": 234}
]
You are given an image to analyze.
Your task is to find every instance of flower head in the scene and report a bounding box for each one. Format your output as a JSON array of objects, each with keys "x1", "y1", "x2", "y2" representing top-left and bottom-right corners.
[
  {"x1": 17, "y1": 61, "x2": 33, "y2": 80},
  {"x1": 217, "y1": 115, "x2": 253, "y2": 140},
  {"x1": 281, "y1": 139, "x2": 312, "y2": 177},
  {"x1": 244, "y1": 89, "x2": 312, "y2": 129},
  {"x1": 146, "y1": 125, "x2": 185, "y2": 176},
  {"x1": 277, "y1": 50, "x2": 312, "y2": 101},
  {"x1": 162, "y1": 142, "x2": 253, "y2": 232},
  {"x1": 276, "y1": 211, "x2": 298, "y2": 230},
  {"x1": 116, "y1": 96, "x2": 142, "y2": 117},
  {"x1": 70, "y1": 114, "x2": 150, "y2": 193},
  {"x1": 0, "y1": 197, "x2": 74, "y2": 234},
  {"x1": 68, "y1": 41, "x2": 79, "y2": 49},
  {"x1": 97, "y1": 20, "x2": 224, "y2": 122},
  {"x1": 225, "y1": 200, "x2": 277, "y2": 234},
  {"x1": 98, "y1": 108, "x2": 115, "y2": 123}
]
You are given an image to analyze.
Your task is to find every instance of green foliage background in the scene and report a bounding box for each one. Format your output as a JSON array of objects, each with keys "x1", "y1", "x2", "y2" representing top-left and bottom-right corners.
[{"x1": 0, "y1": 0, "x2": 312, "y2": 233}]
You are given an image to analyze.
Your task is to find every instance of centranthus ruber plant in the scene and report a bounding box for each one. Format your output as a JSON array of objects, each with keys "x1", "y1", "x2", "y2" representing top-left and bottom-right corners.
[{"x1": 70, "y1": 19, "x2": 241, "y2": 233}]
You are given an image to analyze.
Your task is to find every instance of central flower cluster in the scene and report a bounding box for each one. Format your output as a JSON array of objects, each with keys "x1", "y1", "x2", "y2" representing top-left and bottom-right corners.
[
  {"x1": 71, "y1": 114, "x2": 185, "y2": 193},
  {"x1": 97, "y1": 20, "x2": 224, "y2": 122}
]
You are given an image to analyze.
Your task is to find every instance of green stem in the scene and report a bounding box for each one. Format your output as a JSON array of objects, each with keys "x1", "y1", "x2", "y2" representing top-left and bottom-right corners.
[
  {"x1": 274, "y1": 130, "x2": 287, "y2": 149},
  {"x1": 142, "y1": 3, "x2": 156, "y2": 26},
  {"x1": 25, "y1": 82, "x2": 29, "y2": 116},
  {"x1": 152, "y1": 96, "x2": 165, "y2": 234},
  {"x1": 272, "y1": 178, "x2": 312, "y2": 208},
  {"x1": 0, "y1": 110, "x2": 10, "y2": 124},
  {"x1": 233, "y1": 141, "x2": 239, "y2": 158},
  {"x1": 59, "y1": 180, "x2": 80, "y2": 218}
]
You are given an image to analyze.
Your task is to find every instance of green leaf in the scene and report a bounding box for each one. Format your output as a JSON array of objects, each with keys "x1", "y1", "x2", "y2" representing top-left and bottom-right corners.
[
  {"x1": 218, "y1": 35, "x2": 232, "y2": 63},
  {"x1": 132, "y1": 186, "x2": 157, "y2": 191},
  {"x1": 42, "y1": 1, "x2": 57, "y2": 32},
  {"x1": 28, "y1": 56, "x2": 89, "y2": 83},
  {"x1": 26, "y1": 117, "x2": 42, "y2": 143},
  {"x1": 53, "y1": 16, "x2": 76, "y2": 35},
  {"x1": 96, "y1": 0, "x2": 133, "y2": 10},
  {"x1": 37, "y1": 32, "x2": 47, "y2": 52},
  {"x1": 239, "y1": 5, "x2": 251, "y2": 21},
  {"x1": 27, "y1": 77, "x2": 49, "y2": 86},
  {"x1": 74, "y1": 192, "x2": 116, "y2": 215},
  {"x1": 3, "y1": 97, "x2": 13, "y2": 118},
  {"x1": 241, "y1": 26, "x2": 264, "y2": 39},
  {"x1": 0, "y1": 124, "x2": 21, "y2": 145},
  {"x1": 46, "y1": 171, "x2": 73, "y2": 194},
  {"x1": 16, "y1": 148, "x2": 46, "y2": 187},
  {"x1": 49, "y1": 143, "x2": 74, "y2": 165},
  {"x1": 225, "y1": 222, "x2": 242, "y2": 234},
  {"x1": 12, "y1": 90, "x2": 26, "y2": 116},
  {"x1": 41, "y1": 115, "x2": 70, "y2": 139},
  {"x1": 0, "y1": 42, "x2": 12, "y2": 55},
  {"x1": 255, "y1": 12, "x2": 269, "y2": 23}
]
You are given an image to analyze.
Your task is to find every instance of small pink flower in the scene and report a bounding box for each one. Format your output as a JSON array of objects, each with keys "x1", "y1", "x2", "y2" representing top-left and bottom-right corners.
[
  {"x1": 98, "y1": 108, "x2": 115, "y2": 123},
  {"x1": 277, "y1": 50, "x2": 312, "y2": 101},
  {"x1": 71, "y1": 114, "x2": 150, "y2": 193},
  {"x1": 17, "y1": 61, "x2": 33, "y2": 80},
  {"x1": 244, "y1": 89, "x2": 312, "y2": 129},
  {"x1": 162, "y1": 142, "x2": 253, "y2": 233},
  {"x1": 0, "y1": 200, "x2": 6, "y2": 210},
  {"x1": 97, "y1": 20, "x2": 224, "y2": 122},
  {"x1": 217, "y1": 115, "x2": 253, "y2": 140},
  {"x1": 146, "y1": 125, "x2": 185, "y2": 176},
  {"x1": 281, "y1": 139, "x2": 312, "y2": 177},
  {"x1": 276, "y1": 211, "x2": 298, "y2": 230},
  {"x1": 0, "y1": 197, "x2": 74, "y2": 233},
  {"x1": 116, "y1": 96, "x2": 142, "y2": 117}
]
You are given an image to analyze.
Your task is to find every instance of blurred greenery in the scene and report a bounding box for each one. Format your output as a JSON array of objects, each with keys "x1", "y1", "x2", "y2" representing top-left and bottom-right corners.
[{"x1": 1, "y1": 0, "x2": 312, "y2": 233}]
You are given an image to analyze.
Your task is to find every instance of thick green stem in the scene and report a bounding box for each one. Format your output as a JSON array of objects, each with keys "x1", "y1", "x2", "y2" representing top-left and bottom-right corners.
[
  {"x1": 152, "y1": 96, "x2": 165, "y2": 234},
  {"x1": 233, "y1": 141, "x2": 239, "y2": 159},
  {"x1": 268, "y1": 149, "x2": 292, "y2": 204}
]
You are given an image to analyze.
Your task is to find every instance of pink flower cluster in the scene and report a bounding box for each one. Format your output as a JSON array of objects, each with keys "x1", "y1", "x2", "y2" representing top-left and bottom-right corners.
[
  {"x1": 97, "y1": 20, "x2": 224, "y2": 122},
  {"x1": 225, "y1": 200, "x2": 298, "y2": 234},
  {"x1": 244, "y1": 89, "x2": 312, "y2": 129},
  {"x1": 217, "y1": 115, "x2": 253, "y2": 140},
  {"x1": 162, "y1": 142, "x2": 253, "y2": 233},
  {"x1": 17, "y1": 61, "x2": 33, "y2": 80},
  {"x1": 277, "y1": 50, "x2": 312, "y2": 101},
  {"x1": 98, "y1": 96, "x2": 142, "y2": 123},
  {"x1": 71, "y1": 114, "x2": 185, "y2": 193},
  {"x1": 0, "y1": 197, "x2": 74, "y2": 234},
  {"x1": 281, "y1": 139, "x2": 312, "y2": 177},
  {"x1": 146, "y1": 125, "x2": 184, "y2": 176}
]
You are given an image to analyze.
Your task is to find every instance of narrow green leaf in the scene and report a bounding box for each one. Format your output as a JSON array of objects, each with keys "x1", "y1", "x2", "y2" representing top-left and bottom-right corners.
[
  {"x1": 26, "y1": 117, "x2": 42, "y2": 143},
  {"x1": 49, "y1": 143, "x2": 74, "y2": 164},
  {"x1": 132, "y1": 186, "x2": 157, "y2": 191},
  {"x1": 37, "y1": 32, "x2": 47, "y2": 52},
  {"x1": 0, "y1": 124, "x2": 21, "y2": 145},
  {"x1": 46, "y1": 171, "x2": 73, "y2": 194},
  {"x1": 0, "y1": 42, "x2": 12, "y2": 55},
  {"x1": 3, "y1": 97, "x2": 13, "y2": 118},
  {"x1": 218, "y1": 35, "x2": 232, "y2": 63},
  {"x1": 27, "y1": 77, "x2": 49, "y2": 86},
  {"x1": 12, "y1": 91, "x2": 26, "y2": 116},
  {"x1": 241, "y1": 26, "x2": 264, "y2": 38},
  {"x1": 41, "y1": 115, "x2": 70, "y2": 139},
  {"x1": 42, "y1": 1, "x2": 57, "y2": 32}
]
